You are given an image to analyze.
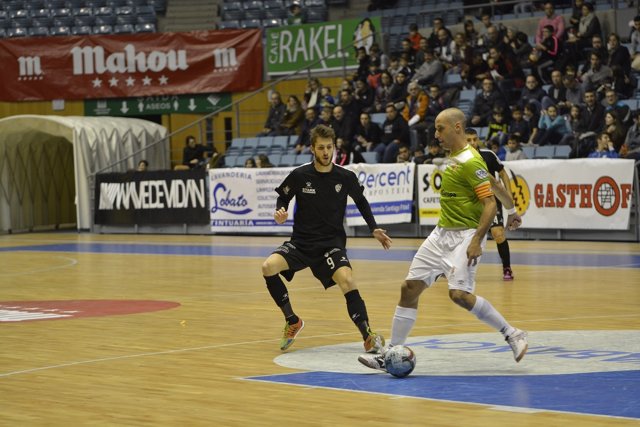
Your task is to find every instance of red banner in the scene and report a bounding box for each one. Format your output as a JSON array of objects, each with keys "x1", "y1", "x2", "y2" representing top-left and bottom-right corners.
[{"x1": 0, "y1": 29, "x2": 263, "y2": 101}]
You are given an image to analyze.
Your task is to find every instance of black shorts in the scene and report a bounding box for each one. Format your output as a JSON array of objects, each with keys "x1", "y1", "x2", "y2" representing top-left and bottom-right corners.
[
  {"x1": 272, "y1": 241, "x2": 352, "y2": 289},
  {"x1": 491, "y1": 200, "x2": 504, "y2": 229}
]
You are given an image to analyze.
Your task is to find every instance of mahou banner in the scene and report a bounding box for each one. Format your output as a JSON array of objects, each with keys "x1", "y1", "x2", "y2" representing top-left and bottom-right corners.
[{"x1": 0, "y1": 29, "x2": 262, "y2": 101}]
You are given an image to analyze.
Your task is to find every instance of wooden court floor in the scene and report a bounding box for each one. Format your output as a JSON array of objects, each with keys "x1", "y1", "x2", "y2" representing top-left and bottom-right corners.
[{"x1": 0, "y1": 233, "x2": 639, "y2": 426}]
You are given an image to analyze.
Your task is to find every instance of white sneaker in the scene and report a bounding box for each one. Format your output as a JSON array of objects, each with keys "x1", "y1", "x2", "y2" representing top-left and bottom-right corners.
[
  {"x1": 358, "y1": 353, "x2": 387, "y2": 372},
  {"x1": 506, "y1": 329, "x2": 528, "y2": 362}
]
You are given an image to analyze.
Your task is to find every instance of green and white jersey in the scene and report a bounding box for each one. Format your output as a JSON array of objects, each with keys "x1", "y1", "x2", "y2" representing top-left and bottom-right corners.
[{"x1": 438, "y1": 144, "x2": 493, "y2": 229}]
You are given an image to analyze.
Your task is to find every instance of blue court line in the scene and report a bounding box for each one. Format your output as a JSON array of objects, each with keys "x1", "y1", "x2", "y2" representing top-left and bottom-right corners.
[
  {"x1": 247, "y1": 370, "x2": 640, "y2": 419},
  {"x1": 1, "y1": 243, "x2": 639, "y2": 268}
]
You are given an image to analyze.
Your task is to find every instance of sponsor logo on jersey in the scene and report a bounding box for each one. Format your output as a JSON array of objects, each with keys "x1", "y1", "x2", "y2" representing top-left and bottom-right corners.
[
  {"x1": 475, "y1": 169, "x2": 489, "y2": 179},
  {"x1": 335, "y1": 184, "x2": 342, "y2": 193}
]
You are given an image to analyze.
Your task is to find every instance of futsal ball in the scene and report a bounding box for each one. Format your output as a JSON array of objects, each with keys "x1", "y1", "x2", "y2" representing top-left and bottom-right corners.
[{"x1": 384, "y1": 345, "x2": 416, "y2": 378}]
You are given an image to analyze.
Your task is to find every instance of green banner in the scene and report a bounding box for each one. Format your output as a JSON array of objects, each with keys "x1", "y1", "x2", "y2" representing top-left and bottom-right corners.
[
  {"x1": 85, "y1": 93, "x2": 232, "y2": 116},
  {"x1": 266, "y1": 17, "x2": 381, "y2": 76}
]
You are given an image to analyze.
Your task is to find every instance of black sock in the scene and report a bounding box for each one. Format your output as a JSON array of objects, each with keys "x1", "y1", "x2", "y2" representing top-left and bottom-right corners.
[
  {"x1": 265, "y1": 275, "x2": 295, "y2": 319},
  {"x1": 497, "y1": 240, "x2": 511, "y2": 269},
  {"x1": 345, "y1": 290, "x2": 370, "y2": 340},
  {"x1": 285, "y1": 314, "x2": 299, "y2": 325}
]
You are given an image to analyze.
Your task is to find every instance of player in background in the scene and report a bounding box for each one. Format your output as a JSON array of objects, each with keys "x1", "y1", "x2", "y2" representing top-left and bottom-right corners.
[
  {"x1": 358, "y1": 108, "x2": 527, "y2": 373},
  {"x1": 465, "y1": 128, "x2": 516, "y2": 281},
  {"x1": 261, "y1": 124, "x2": 393, "y2": 352}
]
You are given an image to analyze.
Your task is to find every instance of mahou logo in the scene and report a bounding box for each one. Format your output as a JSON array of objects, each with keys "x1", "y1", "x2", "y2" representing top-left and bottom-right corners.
[
  {"x1": 71, "y1": 44, "x2": 189, "y2": 75},
  {"x1": 18, "y1": 55, "x2": 43, "y2": 79}
]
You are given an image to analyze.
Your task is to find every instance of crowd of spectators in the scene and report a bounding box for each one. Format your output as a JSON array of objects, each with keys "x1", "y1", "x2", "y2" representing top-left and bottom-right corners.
[{"x1": 232, "y1": 2, "x2": 640, "y2": 168}]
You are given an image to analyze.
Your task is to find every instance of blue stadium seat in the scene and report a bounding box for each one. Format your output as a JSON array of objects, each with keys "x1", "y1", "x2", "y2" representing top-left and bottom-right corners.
[
  {"x1": 534, "y1": 146, "x2": 555, "y2": 158},
  {"x1": 264, "y1": 8, "x2": 286, "y2": 19},
  {"x1": 279, "y1": 154, "x2": 296, "y2": 166},
  {"x1": 47, "y1": 0, "x2": 67, "y2": 7},
  {"x1": 244, "y1": 9, "x2": 264, "y2": 20},
  {"x1": 134, "y1": 23, "x2": 155, "y2": 32},
  {"x1": 53, "y1": 16, "x2": 74, "y2": 26},
  {"x1": 106, "y1": 0, "x2": 127, "y2": 7},
  {"x1": 30, "y1": 9, "x2": 50, "y2": 18},
  {"x1": 147, "y1": 0, "x2": 166, "y2": 14},
  {"x1": 236, "y1": 155, "x2": 251, "y2": 167},
  {"x1": 262, "y1": 18, "x2": 282, "y2": 27},
  {"x1": 257, "y1": 136, "x2": 273, "y2": 150},
  {"x1": 224, "y1": 155, "x2": 239, "y2": 167},
  {"x1": 71, "y1": 25, "x2": 93, "y2": 34},
  {"x1": 136, "y1": 5, "x2": 156, "y2": 16},
  {"x1": 0, "y1": 28, "x2": 7, "y2": 38},
  {"x1": 296, "y1": 154, "x2": 312, "y2": 164},
  {"x1": 7, "y1": 27, "x2": 28, "y2": 37},
  {"x1": 136, "y1": 14, "x2": 156, "y2": 24},
  {"x1": 370, "y1": 113, "x2": 385, "y2": 126},
  {"x1": 240, "y1": 19, "x2": 261, "y2": 28},
  {"x1": 28, "y1": 26, "x2": 50, "y2": 36},
  {"x1": 94, "y1": 6, "x2": 114, "y2": 16},
  {"x1": 271, "y1": 136, "x2": 289, "y2": 153},
  {"x1": 225, "y1": 138, "x2": 245, "y2": 155},
  {"x1": 522, "y1": 146, "x2": 535, "y2": 158},
  {"x1": 113, "y1": 24, "x2": 134, "y2": 33},
  {"x1": 244, "y1": 137, "x2": 259, "y2": 152},
  {"x1": 74, "y1": 15, "x2": 96, "y2": 26},
  {"x1": 361, "y1": 152, "x2": 378, "y2": 163},
  {"x1": 50, "y1": 25, "x2": 71, "y2": 35},
  {"x1": 115, "y1": 6, "x2": 134, "y2": 15},
  {"x1": 32, "y1": 17, "x2": 53, "y2": 27},
  {"x1": 93, "y1": 24, "x2": 114, "y2": 34},
  {"x1": 218, "y1": 20, "x2": 240, "y2": 29},
  {"x1": 95, "y1": 14, "x2": 116, "y2": 24},
  {"x1": 51, "y1": 8, "x2": 72, "y2": 18},
  {"x1": 73, "y1": 7, "x2": 94, "y2": 17},
  {"x1": 553, "y1": 145, "x2": 571, "y2": 159},
  {"x1": 86, "y1": 0, "x2": 107, "y2": 7}
]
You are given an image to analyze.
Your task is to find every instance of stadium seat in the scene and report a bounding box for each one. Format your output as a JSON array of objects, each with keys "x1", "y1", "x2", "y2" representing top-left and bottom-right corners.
[
  {"x1": 522, "y1": 146, "x2": 535, "y2": 158},
  {"x1": 106, "y1": 0, "x2": 128, "y2": 6},
  {"x1": 268, "y1": 154, "x2": 282, "y2": 166},
  {"x1": 370, "y1": 113, "x2": 386, "y2": 126},
  {"x1": 94, "y1": 24, "x2": 114, "y2": 34},
  {"x1": 115, "y1": 6, "x2": 134, "y2": 15},
  {"x1": 257, "y1": 136, "x2": 273, "y2": 150},
  {"x1": 240, "y1": 19, "x2": 261, "y2": 28},
  {"x1": 534, "y1": 146, "x2": 555, "y2": 158},
  {"x1": 116, "y1": 15, "x2": 137, "y2": 24},
  {"x1": 30, "y1": 9, "x2": 50, "y2": 18},
  {"x1": 361, "y1": 152, "x2": 378, "y2": 163},
  {"x1": 32, "y1": 17, "x2": 53, "y2": 27},
  {"x1": 95, "y1": 15, "x2": 117, "y2": 25},
  {"x1": 0, "y1": 28, "x2": 7, "y2": 37},
  {"x1": 86, "y1": 0, "x2": 107, "y2": 7},
  {"x1": 243, "y1": 137, "x2": 259, "y2": 153},
  {"x1": 74, "y1": 15, "x2": 96, "y2": 26},
  {"x1": 134, "y1": 23, "x2": 155, "y2": 32},
  {"x1": 136, "y1": 14, "x2": 156, "y2": 24},
  {"x1": 296, "y1": 154, "x2": 312, "y2": 164},
  {"x1": 262, "y1": 18, "x2": 282, "y2": 27},
  {"x1": 7, "y1": 27, "x2": 28, "y2": 37},
  {"x1": 270, "y1": 136, "x2": 289, "y2": 153},
  {"x1": 73, "y1": 7, "x2": 94, "y2": 17},
  {"x1": 50, "y1": 25, "x2": 71, "y2": 35},
  {"x1": 28, "y1": 26, "x2": 50, "y2": 36},
  {"x1": 71, "y1": 25, "x2": 93, "y2": 34},
  {"x1": 51, "y1": 8, "x2": 72, "y2": 18},
  {"x1": 279, "y1": 154, "x2": 296, "y2": 166},
  {"x1": 53, "y1": 16, "x2": 74, "y2": 26},
  {"x1": 225, "y1": 138, "x2": 245, "y2": 155},
  {"x1": 218, "y1": 20, "x2": 240, "y2": 29},
  {"x1": 94, "y1": 6, "x2": 114, "y2": 16},
  {"x1": 47, "y1": 0, "x2": 67, "y2": 8},
  {"x1": 554, "y1": 145, "x2": 571, "y2": 159},
  {"x1": 224, "y1": 155, "x2": 239, "y2": 167},
  {"x1": 112, "y1": 24, "x2": 133, "y2": 33},
  {"x1": 236, "y1": 155, "x2": 251, "y2": 167},
  {"x1": 306, "y1": 7, "x2": 327, "y2": 23},
  {"x1": 136, "y1": 6, "x2": 156, "y2": 16}
]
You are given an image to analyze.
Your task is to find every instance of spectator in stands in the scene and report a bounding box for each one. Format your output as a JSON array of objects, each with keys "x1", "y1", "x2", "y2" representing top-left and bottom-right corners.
[
  {"x1": 563, "y1": 74, "x2": 585, "y2": 110},
  {"x1": 375, "y1": 103, "x2": 410, "y2": 163},
  {"x1": 402, "y1": 81, "x2": 429, "y2": 150},
  {"x1": 535, "y1": 2, "x2": 566, "y2": 45},
  {"x1": 463, "y1": 19, "x2": 480, "y2": 49},
  {"x1": 294, "y1": 107, "x2": 318, "y2": 154},
  {"x1": 366, "y1": 60, "x2": 382, "y2": 90},
  {"x1": 334, "y1": 137, "x2": 364, "y2": 165},
  {"x1": 369, "y1": 43, "x2": 389, "y2": 71},
  {"x1": 524, "y1": 102, "x2": 541, "y2": 145},
  {"x1": 375, "y1": 71, "x2": 394, "y2": 112},
  {"x1": 396, "y1": 144, "x2": 412, "y2": 163},
  {"x1": 386, "y1": 55, "x2": 401, "y2": 79},
  {"x1": 259, "y1": 91, "x2": 286, "y2": 137},
  {"x1": 408, "y1": 23, "x2": 422, "y2": 51},
  {"x1": 568, "y1": 2, "x2": 601, "y2": 55},
  {"x1": 471, "y1": 78, "x2": 506, "y2": 126},
  {"x1": 331, "y1": 105, "x2": 355, "y2": 147},
  {"x1": 478, "y1": 23, "x2": 507, "y2": 56},
  {"x1": 414, "y1": 37, "x2": 429, "y2": 69},
  {"x1": 412, "y1": 48, "x2": 443, "y2": 87},
  {"x1": 488, "y1": 139, "x2": 506, "y2": 161},
  {"x1": 622, "y1": 110, "x2": 640, "y2": 160},
  {"x1": 464, "y1": 51, "x2": 491, "y2": 88},
  {"x1": 287, "y1": 1, "x2": 306, "y2": 25},
  {"x1": 511, "y1": 31, "x2": 534, "y2": 70},
  {"x1": 389, "y1": 71, "x2": 409, "y2": 110},
  {"x1": 317, "y1": 105, "x2": 333, "y2": 127},
  {"x1": 487, "y1": 105, "x2": 510, "y2": 146},
  {"x1": 436, "y1": 28, "x2": 456, "y2": 71},
  {"x1": 449, "y1": 33, "x2": 473, "y2": 76},
  {"x1": 580, "y1": 90, "x2": 606, "y2": 134},
  {"x1": 610, "y1": 66, "x2": 636, "y2": 100},
  {"x1": 581, "y1": 52, "x2": 612, "y2": 92},
  {"x1": 603, "y1": 89, "x2": 632, "y2": 126},
  {"x1": 505, "y1": 134, "x2": 527, "y2": 160},
  {"x1": 487, "y1": 46, "x2": 525, "y2": 99},
  {"x1": 182, "y1": 135, "x2": 206, "y2": 168},
  {"x1": 607, "y1": 33, "x2": 631, "y2": 76},
  {"x1": 569, "y1": 0, "x2": 585, "y2": 33},
  {"x1": 509, "y1": 105, "x2": 530, "y2": 142},
  {"x1": 564, "y1": 104, "x2": 587, "y2": 150},
  {"x1": 303, "y1": 77, "x2": 322, "y2": 112},
  {"x1": 353, "y1": 112, "x2": 382, "y2": 154},
  {"x1": 543, "y1": 70, "x2": 568, "y2": 112},
  {"x1": 519, "y1": 75, "x2": 546, "y2": 112},
  {"x1": 244, "y1": 158, "x2": 257, "y2": 168},
  {"x1": 137, "y1": 160, "x2": 149, "y2": 172},
  {"x1": 338, "y1": 88, "x2": 362, "y2": 131},
  {"x1": 398, "y1": 53, "x2": 415, "y2": 80},
  {"x1": 587, "y1": 132, "x2": 619, "y2": 158},
  {"x1": 320, "y1": 86, "x2": 335, "y2": 108},
  {"x1": 426, "y1": 84, "x2": 448, "y2": 122},
  {"x1": 354, "y1": 78, "x2": 375, "y2": 114},
  {"x1": 604, "y1": 110, "x2": 628, "y2": 152},
  {"x1": 534, "y1": 104, "x2": 572, "y2": 145},
  {"x1": 279, "y1": 95, "x2": 305, "y2": 136},
  {"x1": 256, "y1": 154, "x2": 275, "y2": 167},
  {"x1": 420, "y1": 140, "x2": 445, "y2": 164},
  {"x1": 531, "y1": 25, "x2": 560, "y2": 84},
  {"x1": 399, "y1": 39, "x2": 416, "y2": 68},
  {"x1": 353, "y1": 47, "x2": 371, "y2": 83},
  {"x1": 631, "y1": 16, "x2": 640, "y2": 72},
  {"x1": 427, "y1": 17, "x2": 452, "y2": 51}
]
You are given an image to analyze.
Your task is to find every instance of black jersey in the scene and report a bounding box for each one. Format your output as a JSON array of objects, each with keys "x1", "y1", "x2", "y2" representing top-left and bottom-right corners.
[
  {"x1": 478, "y1": 148, "x2": 504, "y2": 178},
  {"x1": 275, "y1": 163, "x2": 377, "y2": 249}
]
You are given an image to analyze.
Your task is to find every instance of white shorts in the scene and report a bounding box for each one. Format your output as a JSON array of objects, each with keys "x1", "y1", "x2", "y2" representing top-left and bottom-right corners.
[{"x1": 406, "y1": 226, "x2": 487, "y2": 293}]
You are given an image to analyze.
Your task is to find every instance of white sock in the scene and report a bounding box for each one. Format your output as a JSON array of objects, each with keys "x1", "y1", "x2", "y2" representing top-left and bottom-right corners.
[
  {"x1": 470, "y1": 296, "x2": 515, "y2": 337},
  {"x1": 390, "y1": 306, "x2": 417, "y2": 346}
]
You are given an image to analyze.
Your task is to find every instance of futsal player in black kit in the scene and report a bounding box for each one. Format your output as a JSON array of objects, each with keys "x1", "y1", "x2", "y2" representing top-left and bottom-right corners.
[
  {"x1": 465, "y1": 128, "x2": 515, "y2": 280},
  {"x1": 261, "y1": 124, "x2": 393, "y2": 352}
]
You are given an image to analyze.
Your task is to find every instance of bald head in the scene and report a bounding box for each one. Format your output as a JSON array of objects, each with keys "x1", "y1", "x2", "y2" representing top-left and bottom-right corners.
[
  {"x1": 438, "y1": 108, "x2": 466, "y2": 128},
  {"x1": 435, "y1": 108, "x2": 467, "y2": 151}
]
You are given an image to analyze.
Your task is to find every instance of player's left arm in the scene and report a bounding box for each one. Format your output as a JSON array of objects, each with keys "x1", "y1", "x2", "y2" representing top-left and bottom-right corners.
[{"x1": 488, "y1": 173, "x2": 522, "y2": 230}]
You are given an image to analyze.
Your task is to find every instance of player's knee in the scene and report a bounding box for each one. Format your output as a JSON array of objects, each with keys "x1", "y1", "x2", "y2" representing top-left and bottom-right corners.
[
  {"x1": 449, "y1": 289, "x2": 474, "y2": 310},
  {"x1": 491, "y1": 226, "x2": 506, "y2": 243},
  {"x1": 261, "y1": 258, "x2": 278, "y2": 277},
  {"x1": 399, "y1": 280, "x2": 424, "y2": 307}
]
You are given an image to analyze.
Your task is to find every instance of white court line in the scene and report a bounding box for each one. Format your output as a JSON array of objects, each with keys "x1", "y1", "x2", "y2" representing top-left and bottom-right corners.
[
  {"x1": 0, "y1": 313, "x2": 638, "y2": 379},
  {"x1": 0, "y1": 255, "x2": 78, "y2": 276}
]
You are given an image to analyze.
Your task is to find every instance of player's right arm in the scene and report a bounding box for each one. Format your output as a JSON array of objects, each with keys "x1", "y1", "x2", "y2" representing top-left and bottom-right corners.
[{"x1": 274, "y1": 171, "x2": 297, "y2": 223}]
